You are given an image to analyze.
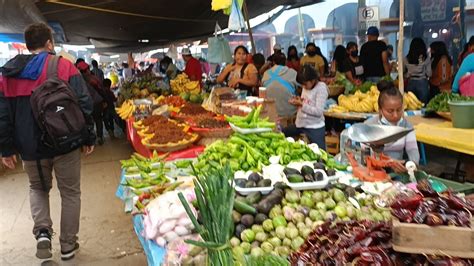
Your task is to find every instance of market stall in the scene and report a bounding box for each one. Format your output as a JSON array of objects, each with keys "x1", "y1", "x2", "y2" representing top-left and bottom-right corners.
[{"x1": 112, "y1": 77, "x2": 474, "y2": 265}]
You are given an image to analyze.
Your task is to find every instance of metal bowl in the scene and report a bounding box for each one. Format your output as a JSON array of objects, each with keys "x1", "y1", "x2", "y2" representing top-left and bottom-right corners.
[{"x1": 347, "y1": 123, "x2": 413, "y2": 146}]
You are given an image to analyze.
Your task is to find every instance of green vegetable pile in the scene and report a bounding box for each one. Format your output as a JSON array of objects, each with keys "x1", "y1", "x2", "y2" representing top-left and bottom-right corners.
[
  {"x1": 426, "y1": 92, "x2": 473, "y2": 112},
  {"x1": 226, "y1": 105, "x2": 275, "y2": 129},
  {"x1": 230, "y1": 185, "x2": 391, "y2": 260},
  {"x1": 335, "y1": 72, "x2": 355, "y2": 95},
  {"x1": 178, "y1": 166, "x2": 235, "y2": 266},
  {"x1": 121, "y1": 152, "x2": 169, "y2": 189},
  {"x1": 194, "y1": 132, "x2": 318, "y2": 173}
]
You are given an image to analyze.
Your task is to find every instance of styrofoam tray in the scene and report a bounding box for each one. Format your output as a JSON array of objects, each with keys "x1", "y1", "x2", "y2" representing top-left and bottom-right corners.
[
  {"x1": 327, "y1": 170, "x2": 346, "y2": 182},
  {"x1": 229, "y1": 123, "x2": 272, "y2": 134},
  {"x1": 284, "y1": 169, "x2": 329, "y2": 190},
  {"x1": 234, "y1": 185, "x2": 274, "y2": 195}
]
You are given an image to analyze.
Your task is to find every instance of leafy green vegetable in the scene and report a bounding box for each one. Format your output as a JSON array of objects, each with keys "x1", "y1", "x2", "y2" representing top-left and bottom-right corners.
[
  {"x1": 426, "y1": 92, "x2": 473, "y2": 112},
  {"x1": 244, "y1": 253, "x2": 290, "y2": 266}
]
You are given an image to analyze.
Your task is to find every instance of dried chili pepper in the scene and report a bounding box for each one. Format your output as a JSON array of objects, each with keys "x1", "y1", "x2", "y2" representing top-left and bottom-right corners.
[
  {"x1": 391, "y1": 208, "x2": 415, "y2": 223},
  {"x1": 391, "y1": 194, "x2": 423, "y2": 210}
]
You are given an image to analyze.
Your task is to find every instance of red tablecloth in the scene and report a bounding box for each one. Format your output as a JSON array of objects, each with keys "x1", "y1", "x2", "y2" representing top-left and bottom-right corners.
[{"x1": 126, "y1": 118, "x2": 204, "y2": 160}]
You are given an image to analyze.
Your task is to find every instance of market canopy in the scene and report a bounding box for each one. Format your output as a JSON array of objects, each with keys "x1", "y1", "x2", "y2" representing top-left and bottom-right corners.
[{"x1": 1, "y1": 0, "x2": 322, "y2": 52}]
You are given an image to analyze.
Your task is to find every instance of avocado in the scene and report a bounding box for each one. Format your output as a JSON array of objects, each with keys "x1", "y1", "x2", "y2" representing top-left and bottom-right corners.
[
  {"x1": 248, "y1": 172, "x2": 262, "y2": 183},
  {"x1": 246, "y1": 192, "x2": 262, "y2": 205},
  {"x1": 301, "y1": 165, "x2": 315, "y2": 177},
  {"x1": 245, "y1": 180, "x2": 257, "y2": 188},
  {"x1": 283, "y1": 167, "x2": 301, "y2": 176},
  {"x1": 254, "y1": 213, "x2": 268, "y2": 224},
  {"x1": 235, "y1": 178, "x2": 247, "y2": 188},
  {"x1": 313, "y1": 162, "x2": 326, "y2": 170},
  {"x1": 314, "y1": 171, "x2": 324, "y2": 181},
  {"x1": 257, "y1": 179, "x2": 272, "y2": 187},
  {"x1": 287, "y1": 174, "x2": 304, "y2": 183}
]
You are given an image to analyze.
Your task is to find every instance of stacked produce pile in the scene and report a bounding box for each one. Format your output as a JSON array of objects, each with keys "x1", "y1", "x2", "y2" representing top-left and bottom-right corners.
[
  {"x1": 391, "y1": 179, "x2": 474, "y2": 227},
  {"x1": 426, "y1": 92, "x2": 473, "y2": 112},
  {"x1": 328, "y1": 86, "x2": 423, "y2": 113},
  {"x1": 158, "y1": 95, "x2": 187, "y2": 108},
  {"x1": 173, "y1": 102, "x2": 215, "y2": 121},
  {"x1": 116, "y1": 99, "x2": 136, "y2": 120},
  {"x1": 226, "y1": 105, "x2": 275, "y2": 129},
  {"x1": 193, "y1": 117, "x2": 229, "y2": 129},
  {"x1": 194, "y1": 132, "x2": 319, "y2": 173},
  {"x1": 170, "y1": 73, "x2": 202, "y2": 102},
  {"x1": 134, "y1": 115, "x2": 198, "y2": 148},
  {"x1": 230, "y1": 186, "x2": 391, "y2": 259},
  {"x1": 120, "y1": 74, "x2": 168, "y2": 100}
]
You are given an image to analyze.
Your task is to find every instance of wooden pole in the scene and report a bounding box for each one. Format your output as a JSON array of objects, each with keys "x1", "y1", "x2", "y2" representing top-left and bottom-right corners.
[
  {"x1": 398, "y1": 0, "x2": 405, "y2": 93},
  {"x1": 242, "y1": 0, "x2": 256, "y2": 54}
]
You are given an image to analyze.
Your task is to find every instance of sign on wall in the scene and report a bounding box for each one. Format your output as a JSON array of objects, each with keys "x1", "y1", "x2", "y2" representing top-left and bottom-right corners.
[
  {"x1": 358, "y1": 6, "x2": 380, "y2": 32},
  {"x1": 420, "y1": 0, "x2": 446, "y2": 22}
]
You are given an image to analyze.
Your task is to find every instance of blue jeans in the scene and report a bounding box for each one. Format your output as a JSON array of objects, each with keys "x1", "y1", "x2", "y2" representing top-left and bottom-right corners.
[
  {"x1": 283, "y1": 126, "x2": 326, "y2": 150},
  {"x1": 407, "y1": 79, "x2": 429, "y2": 104}
]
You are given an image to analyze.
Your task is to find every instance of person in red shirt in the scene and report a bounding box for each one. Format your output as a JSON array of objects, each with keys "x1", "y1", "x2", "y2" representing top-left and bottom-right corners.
[{"x1": 181, "y1": 48, "x2": 202, "y2": 82}]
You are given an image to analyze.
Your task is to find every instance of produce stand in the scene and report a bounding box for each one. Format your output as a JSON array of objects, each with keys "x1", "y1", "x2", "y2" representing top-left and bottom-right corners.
[{"x1": 113, "y1": 74, "x2": 474, "y2": 265}]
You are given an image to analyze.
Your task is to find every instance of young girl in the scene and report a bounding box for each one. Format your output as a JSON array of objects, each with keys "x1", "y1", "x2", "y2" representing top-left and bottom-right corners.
[
  {"x1": 365, "y1": 81, "x2": 420, "y2": 172},
  {"x1": 283, "y1": 65, "x2": 328, "y2": 149}
]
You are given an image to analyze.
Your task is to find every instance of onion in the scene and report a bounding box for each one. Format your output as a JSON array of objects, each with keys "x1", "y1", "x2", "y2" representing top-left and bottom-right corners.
[
  {"x1": 174, "y1": 225, "x2": 190, "y2": 236},
  {"x1": 163, "y1": 231, "x2": 179, "y2": 242},
  {"x1": 158, "y1": 219, "x2": 177, "y2": 235},
  {"x1": 155, "y1": 236, "x2": 166, "y2": 247}
]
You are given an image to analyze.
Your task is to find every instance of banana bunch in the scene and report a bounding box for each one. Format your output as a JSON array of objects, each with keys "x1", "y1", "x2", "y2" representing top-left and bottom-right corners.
[
  {"x1": 170, "y1": 74, "x2": 201, "y2": 95},
  {"x1": 333, "y1": 86, "x2": 380, "y2": 113},
  {"x1": 116, "y1": 100, "x2": 136, "y2": 120},
  {"x1": 404, "y1": 91, "x2": 423, "y2": 110}
]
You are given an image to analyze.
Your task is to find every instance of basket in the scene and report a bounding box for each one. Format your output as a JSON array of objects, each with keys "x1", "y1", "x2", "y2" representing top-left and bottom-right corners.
[
  {"x1": 191, "y1": 126, "x2": 233, "y2": 138},
  {"x1": 328, "y1": 85, "x2": 345, "y2": 97},
  {"x1": 142, "y1": 134, "x2": 199, "y2": 152},
  {"x1": 436, "y1": 111, "x2": 452, "y2": 121}
]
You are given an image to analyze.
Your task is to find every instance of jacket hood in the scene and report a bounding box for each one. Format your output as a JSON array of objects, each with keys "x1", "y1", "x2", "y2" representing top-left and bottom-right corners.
[{"x1": 0, "y1": 52, "x2": 49, "y2": 80}]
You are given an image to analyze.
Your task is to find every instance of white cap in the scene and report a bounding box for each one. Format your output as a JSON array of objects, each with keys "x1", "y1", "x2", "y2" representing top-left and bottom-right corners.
[
  {"x1": 273, "y1": 44, "x2": 282, "y2": 50},
  {"x1": 181, "y1": 47, "x2": 192, "y2": 55}
]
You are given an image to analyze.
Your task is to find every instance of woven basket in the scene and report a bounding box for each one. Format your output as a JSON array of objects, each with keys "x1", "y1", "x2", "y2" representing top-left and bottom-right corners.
[
  {"x1": 328, "y1": 85, "x2": 345, "y2": 97},
  {"x1": 436, "y1": 111, "x2": 452, "y2": 121},
  {"x1": 191, "y1": 126, "x2": 233, "y2": 138}
]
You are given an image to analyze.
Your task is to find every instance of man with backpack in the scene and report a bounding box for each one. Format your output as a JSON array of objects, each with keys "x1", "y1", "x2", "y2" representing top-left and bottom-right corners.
[{"x1": 0, "y1": 23, "x2": 95, "y2": 261}]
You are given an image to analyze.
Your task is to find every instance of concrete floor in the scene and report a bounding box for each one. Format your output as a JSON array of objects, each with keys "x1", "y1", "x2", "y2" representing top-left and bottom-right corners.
[{"x1": 0, "y1": 136, "x2": 148, "y2": 266}]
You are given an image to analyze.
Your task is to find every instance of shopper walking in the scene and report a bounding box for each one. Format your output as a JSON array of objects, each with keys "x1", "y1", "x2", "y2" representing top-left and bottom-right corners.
[
  {"x1": 360, "y1": 26, "x2": 390, "y2": 83},
  {"x1": 91, "y1": 59, "x2": 104, "y2": 84},
  {"x1": 404, "y1": 38, "x2": 431, "y2": 104},
  {"x1": 0, "y1": 23, "x2": 95, "y2": 260}
]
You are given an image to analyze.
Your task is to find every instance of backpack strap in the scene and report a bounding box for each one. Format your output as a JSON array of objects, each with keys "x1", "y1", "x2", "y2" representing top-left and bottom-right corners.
[{"x1": 46, "y1": 55, "x2": 60, "y2": 79}]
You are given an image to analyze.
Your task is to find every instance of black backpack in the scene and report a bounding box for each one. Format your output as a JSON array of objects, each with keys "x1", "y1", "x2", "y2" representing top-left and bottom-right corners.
[{"x1": 30, "y1": 56, "x2": 87, "y2": 153}]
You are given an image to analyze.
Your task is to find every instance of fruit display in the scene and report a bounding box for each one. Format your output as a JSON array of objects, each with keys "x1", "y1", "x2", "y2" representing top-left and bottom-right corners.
[
  {"x1": 134, "y1": 115, "x2": 198, "y2": 150},
  {"x1": 328, "y1": 86, "x2": 424, "y2": 113},
  {"x1": 226, "y1": 105, "x2": 275, "y2": 129},
  {"x1": 231, "y1": 186, "x2": 391, "y2": 258},
  {"x1": 235, "y1": 172, "x2": 273, "y2": 189},
  {"x1": 120, "y1": 74, "x2": 168, "y2": 100},
  {"x1": 170, "y1": 73, "x2": 201, "y2": 96},
  {"x1": 404, "y1": 91, "x2": 424, "y2": 110},
  {"x1": 391, "y1": 179, "x2": 473, "y2": 227},
  {"x1": 158, "y1": 95, "x2": 187, "y2": 107},
  {"x1": 116, "y1": 99, "x2": 136, "y2": 119},
  {"x1": 284, "y1": 166, "x2": 325, "y2": 183},
  {"x1": 426, "y1": 92, "x2": 473, "y2": 112},
  {"x1": 193, "y1": 132, "x2": 319, "y2": 173}
]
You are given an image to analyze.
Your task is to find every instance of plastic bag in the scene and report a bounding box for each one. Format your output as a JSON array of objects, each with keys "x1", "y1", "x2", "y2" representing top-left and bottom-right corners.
[
  {"x1": 211, "y1": 0, "x2": 231, "y2": 11},
  {"x1": 167, "y1": 44, "x2": 178, "y2": 61},
  {"x1": 207, "y1": 23, "x2": 233, "y2": 64},
  {"x1": 228, "y1": 0, "x2": 245, "y2": 31}
]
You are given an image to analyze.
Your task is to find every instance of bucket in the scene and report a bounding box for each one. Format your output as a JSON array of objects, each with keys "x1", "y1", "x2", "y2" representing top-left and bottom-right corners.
[{"x1": 449, "y1": 101, "x2": 474, "y2": 129}]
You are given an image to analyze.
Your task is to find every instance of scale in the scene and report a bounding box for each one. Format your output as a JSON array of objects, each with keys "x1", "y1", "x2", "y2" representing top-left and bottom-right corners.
[{"x1": 345, "y1": 124, "x2": 414, "y2": 182}]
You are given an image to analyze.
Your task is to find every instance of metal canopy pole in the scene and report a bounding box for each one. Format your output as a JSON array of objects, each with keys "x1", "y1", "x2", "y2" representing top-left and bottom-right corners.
[
  {"x1": 242, "y1": 0, "x2": 256, "y2": 54},
  {"x1": 398, "y1": 0, "x2": 405, "y2": 93}
]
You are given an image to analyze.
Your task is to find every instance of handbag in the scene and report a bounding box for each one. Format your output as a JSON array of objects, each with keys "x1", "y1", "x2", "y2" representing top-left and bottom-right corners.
[{"x1": 207, "y1": 23, "x2": 233, "y2": 64}]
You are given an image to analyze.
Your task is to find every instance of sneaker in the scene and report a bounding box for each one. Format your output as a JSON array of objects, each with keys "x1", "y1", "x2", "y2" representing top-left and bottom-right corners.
[
  {"x1": 36, "y1": 229, "x2": 52, "y2": 259},
  {"x1": 61, "y1": 242, "x2": 80, "y2": 261}
]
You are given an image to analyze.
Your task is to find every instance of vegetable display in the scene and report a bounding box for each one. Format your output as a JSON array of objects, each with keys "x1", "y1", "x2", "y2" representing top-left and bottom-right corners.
[
  {"x1": 391, "y1": 180, "x2": 473, "y2": 227},
  {"x1": 121, "y1": 152, "x2": 170, "y2": 189},
  {"x1": 226, "y1": 105, "x2": 275, "y2": 129},
  {"x1": 290, "y1": 220, "x2": 392, "y2": 265},
  {"x1": 178, "y1": 166, "x2": 235, "y2": 265},
  {"x1": 231, "y1": 185, "x2": 391, "y2": 259},
  {"x1": 194, "y1": 132, "x2": 318, "y2": 173},
  {"x1": 426, "y1": 92, "x2": 473, "y2": 112}
]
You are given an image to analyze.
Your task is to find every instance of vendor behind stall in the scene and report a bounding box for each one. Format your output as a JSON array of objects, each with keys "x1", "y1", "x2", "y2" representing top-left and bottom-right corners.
[
  {"x1": 216, "y1": 46, "x2": 258, "y2": 95},
  {"x1": 262, "y1": 53, "x2": 298, "y2": 125},
  {"x1": 181, "y1": 48, "x2": 202, "y2": 82},
  {"x1": 283, "y1": 65, "x2": 328, "y2": 149},
  {"x1": 365, "y1": 81, "x2": 420, "y2": 172}
]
